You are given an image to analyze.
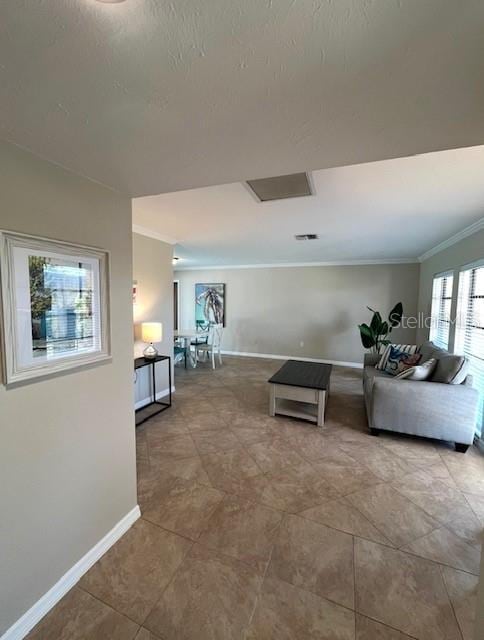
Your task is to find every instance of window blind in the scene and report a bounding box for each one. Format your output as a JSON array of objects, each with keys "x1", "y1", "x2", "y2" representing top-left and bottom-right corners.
[
  {"x1": 455, "y1": 263, "x2": 484, "y2": 437},
  {"x1": 429, "y1": 272, "x2": 454, "y2": 350}
]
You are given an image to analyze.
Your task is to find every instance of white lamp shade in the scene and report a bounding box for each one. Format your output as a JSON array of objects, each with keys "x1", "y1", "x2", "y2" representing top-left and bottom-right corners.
[{"x1": 141, "y1": 322, "x2": 162, "y2": 344}]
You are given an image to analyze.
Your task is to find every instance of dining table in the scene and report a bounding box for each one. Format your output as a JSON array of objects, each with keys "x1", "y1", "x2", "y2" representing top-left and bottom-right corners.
[{"x1": 174, "y1": 329, "x2": 209, "y2": 368}]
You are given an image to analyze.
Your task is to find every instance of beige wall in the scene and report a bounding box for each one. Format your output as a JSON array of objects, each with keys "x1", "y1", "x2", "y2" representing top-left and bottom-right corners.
[
  {"x1": 0, "y1": 141, "x2": 137, "y2": 635},
  {"x1": 417, "y1": 228, "x2": 484, "y2": 346},
  {"x1": 133, "y1": 233, "x2": 174, "y2": 397},
  {"x1": 175, "y1": 263, "x2": 420, "y2": 364}
]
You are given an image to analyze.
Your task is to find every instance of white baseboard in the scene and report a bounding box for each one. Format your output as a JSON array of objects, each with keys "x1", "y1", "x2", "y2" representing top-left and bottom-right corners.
[
  {"x1": 1, "y1": 505, "x2": 141, "y2": 640},
  {"x1": 134, "y1": 386, "x2": 176, "y2": 411},
  {"x1": 220, "y1": 350, "x2": 363, "y2": 369}
]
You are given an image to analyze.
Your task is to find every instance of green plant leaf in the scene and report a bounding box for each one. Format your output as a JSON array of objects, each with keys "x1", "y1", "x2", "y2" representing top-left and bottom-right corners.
[
  {"x1": 389, "y1": 302, "x2": 403, "y2": 327},
  {"x1": 380, "y1": 321, "x2": 389, "y2": 336},
  {"x1": 359, "y1": 323, "x2": 375, "y2": 349},
  {"x1": 370, "y1": 311, "x2": 383, "y2": 334}
]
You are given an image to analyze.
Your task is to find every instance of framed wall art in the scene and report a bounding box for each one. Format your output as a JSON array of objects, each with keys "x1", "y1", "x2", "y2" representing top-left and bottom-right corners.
[
  {"x1": 195, "y1": 283, "x2": 225, "y2": 327},
  {"x1": 0, "y1": 231, "x2": 111, "y2": 385}
]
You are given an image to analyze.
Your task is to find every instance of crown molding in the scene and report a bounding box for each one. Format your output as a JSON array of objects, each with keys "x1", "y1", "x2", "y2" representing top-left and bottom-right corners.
[
  {"x1": 418, "y1": 217, "x2": 484, "y2": 262},
  {"x1": 174, "y1": 258, "x2": 418, "y2": 271},
  {"x1": 132, "y1": 224, "x2": 177, "y2": 245}
]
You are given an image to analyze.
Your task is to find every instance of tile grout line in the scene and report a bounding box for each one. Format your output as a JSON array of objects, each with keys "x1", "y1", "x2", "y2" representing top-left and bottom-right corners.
[{"x1": 438, "y1": 563, "x2": 465, "y2": 640}]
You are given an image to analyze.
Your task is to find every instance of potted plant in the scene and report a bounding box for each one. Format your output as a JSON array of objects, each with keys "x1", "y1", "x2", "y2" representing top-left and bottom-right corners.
[{"x1": 358, "y1": 302, "x2": 403, "y2": 354}]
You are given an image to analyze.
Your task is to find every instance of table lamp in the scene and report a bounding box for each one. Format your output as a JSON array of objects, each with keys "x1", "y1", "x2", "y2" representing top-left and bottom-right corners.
[{"x1": 141, "y1": 322, "x2": 162, "y2": 358}]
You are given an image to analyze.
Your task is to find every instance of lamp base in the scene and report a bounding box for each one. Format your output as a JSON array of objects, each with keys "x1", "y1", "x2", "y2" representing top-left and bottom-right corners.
[{"x1": 143, "y1": 343, "x2": 159, "y2": 359}]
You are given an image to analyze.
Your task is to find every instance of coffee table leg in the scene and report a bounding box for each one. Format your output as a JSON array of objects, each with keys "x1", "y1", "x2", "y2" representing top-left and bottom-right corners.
[
  {"x1": 317, "y1": 390, "x2": 326, "y2": 427},
  {"x1": 269, "y1": 384, "x2": 276, "y2": 417}
]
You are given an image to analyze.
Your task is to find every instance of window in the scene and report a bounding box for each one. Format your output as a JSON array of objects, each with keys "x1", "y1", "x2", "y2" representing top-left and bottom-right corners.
[
  {"x1": 429, "y1": 272, "x2": 454, "y2": 349},
  {"x1": 455, "y1": 262, "x2": 484, "y2": 437}
]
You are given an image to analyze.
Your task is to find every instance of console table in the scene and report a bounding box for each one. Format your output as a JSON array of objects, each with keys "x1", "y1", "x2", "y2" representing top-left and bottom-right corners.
[
  {"x1": 134, "y1": 355, "x2": 171, "y2": 426},
  {"x1": 268, "y1": 360, "x2": 332, "y2": 427}
]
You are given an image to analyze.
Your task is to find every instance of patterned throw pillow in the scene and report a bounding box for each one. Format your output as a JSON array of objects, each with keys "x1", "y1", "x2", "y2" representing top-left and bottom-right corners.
[
  {"x1": 375, "y1": 344, "x2": 418, "y2": 372},
  {"x1": 377, "y1": 345, "x2": 421, "y2": 376},
  {"x1": 396, "y1": 358, "x2": 437, "y2": 381}
]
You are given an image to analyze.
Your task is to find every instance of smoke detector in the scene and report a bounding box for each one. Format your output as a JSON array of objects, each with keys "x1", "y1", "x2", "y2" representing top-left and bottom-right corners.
[{"x1": 295, "y1": 234, "x2": 319, "y2": 241}]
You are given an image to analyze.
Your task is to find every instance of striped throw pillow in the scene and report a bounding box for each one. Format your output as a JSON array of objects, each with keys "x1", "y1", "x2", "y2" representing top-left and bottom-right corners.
[{"x1": 376, "y1": 344, "x2": 418, "y2": 372}]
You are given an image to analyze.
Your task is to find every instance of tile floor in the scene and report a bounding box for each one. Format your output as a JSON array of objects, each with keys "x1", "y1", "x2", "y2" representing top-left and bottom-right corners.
[{"x1": 27, "y1": 357, "x2": 483, "y2": 640}]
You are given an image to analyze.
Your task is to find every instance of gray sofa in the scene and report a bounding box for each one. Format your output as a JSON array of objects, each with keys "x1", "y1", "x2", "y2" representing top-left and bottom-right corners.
[{"x1": 363, "y1": 341, "x2": 479, "y2": 453}]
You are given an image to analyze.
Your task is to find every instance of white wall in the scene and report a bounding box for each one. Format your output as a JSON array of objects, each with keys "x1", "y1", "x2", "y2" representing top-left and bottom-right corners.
[
  {"x1": 133, "y1": 233, "x2": 174, "y2": 402},
  {"x1": 175, "y1": 263, "x2": 420, "y2": 364},
  {"x1": 0, "y1": 141, "x2": 137, "y2": 636}
]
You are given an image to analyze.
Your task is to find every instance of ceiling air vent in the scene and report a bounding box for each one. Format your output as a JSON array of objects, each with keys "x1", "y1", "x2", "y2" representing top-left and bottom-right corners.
[
  {"x1": 295, "y1": 234, "x2": 319, "y2": 241},
  {"x1": 246, "y1": 172, "x2": 312, "y2": 202}
]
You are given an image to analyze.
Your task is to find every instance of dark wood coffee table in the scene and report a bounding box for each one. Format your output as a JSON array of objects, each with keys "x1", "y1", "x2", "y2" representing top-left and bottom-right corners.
[{"x1": 268, "y1": 360, "x2": 332, "y2": 427}]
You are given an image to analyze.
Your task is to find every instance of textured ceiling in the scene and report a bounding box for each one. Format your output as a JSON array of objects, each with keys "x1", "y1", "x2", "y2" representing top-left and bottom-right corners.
[
  {"x1": 133, "y1": 146, "x2": 484, "y2": 267},
  {"x1": 1, "y1": 0, "x2": 484, "y2": 196}
]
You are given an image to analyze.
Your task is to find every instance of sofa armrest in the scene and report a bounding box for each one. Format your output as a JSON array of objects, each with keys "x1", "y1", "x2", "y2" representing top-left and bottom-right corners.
[
  {"x1": 364, "y1": 353, "x2": 380, "y2": 367},
  {"x1": 370, "y1": 377, "x2": 479, "y2": 444}
]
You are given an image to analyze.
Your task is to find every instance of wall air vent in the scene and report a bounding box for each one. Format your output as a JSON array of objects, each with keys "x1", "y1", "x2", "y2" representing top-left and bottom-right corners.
[
  {"x1": 295, "y1": 234, "x2": 319, "y2": 241},
  {"x1": 246, "y1": 172, "x2": 312, "y2": 202}
]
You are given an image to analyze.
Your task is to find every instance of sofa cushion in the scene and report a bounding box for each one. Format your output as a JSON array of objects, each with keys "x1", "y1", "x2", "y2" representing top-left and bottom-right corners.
[
  {"x1": 419, "y1": 340, "x2": 449, "y2": 361},
  {"x1": 396, "y1": 358, "x2": 437, "y2": 381},
  {"x1": 431, "y1": 355, "x2": 469, "y2": 384},
  {"x1": 375, "y1": 343, "x2": 418, "y2": 371}
]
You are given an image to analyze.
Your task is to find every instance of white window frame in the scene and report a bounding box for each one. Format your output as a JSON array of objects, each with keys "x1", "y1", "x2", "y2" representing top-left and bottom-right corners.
[
  {"x1": 429, "y1": 270, "x2": 454, "y2": 350},
  {"x1": 0, "y1": 231, "x2": 111, "y2": 386},
  {"x1": 454, "y1": 259, "x2": 484, "y2": 437}
]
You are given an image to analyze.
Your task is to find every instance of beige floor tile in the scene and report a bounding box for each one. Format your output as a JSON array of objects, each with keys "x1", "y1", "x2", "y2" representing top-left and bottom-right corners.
[
  {"x1": 354, "y1": 538, "x2": 461, "y2": 640},
  {"x1": 190, "y1": 427, "x2": 241, "y2": 455},
  {"x1": 356, "y1": 614, "x2": 414, "y2": 639},
  {"x1": 153, "y1": 454, "x2": 212, "y2": 486},
  {"x1": 26, "y1": 588, "x2": 139, "y2": 640},
  {"x1": 346, "y1": 484, "x2": 439, "y2": 547},
  {"x1": 401, "y1": 526, "x2": 481, "y2": 575},
  {"x1": 148, "y1": 433, "x2": 198, "y2": 463},
  {"x1": 230, "y1": 423, "x2": 276, "y2": 445},
  {"x1": 356, "y1": 447, "x2": 419, "y2": 482},
  {"x1": 300, "y1": 498, "x2": 392, "y2": 545},
  {"x1": 442, "y1": 566, "x2": 479, "y2": 640},
  {"x1": 246, "y1": 438, "x2": 307, "y2": 473},
  {"x1": 245, "y1": 576, "x2": 355, "y2": 640},
  {"x1": 198, "y1": 494, "x2": 283, "y2": 571},
  {"x1": 465, "y1": 491, "x2": 484, "y2": 523},
  {"x1": 391, "y1": 469, "x2": 470, "y2": 524},
  {"x1": 268, "y1": 514, "x2": 355, "y2": 608},
  {"x1": 445, "y1": 504, "x2": 484, "y2": 547},
  {"x1": 134, "y1": 629, "x2": 161, "y2": 640},
  {"x1": 144, "y1": 417, "x2": 188, "y2": 440},
  {"x1": 283, "y1": 430, "x2": 351, "y2": 462},
  {"x1": 442, "y1": 454, "x2": 484, "y2": 495},
  {"x1": 144, "y1": 544, "x2": 262, "y2": 640},
  {"x1": 308, "y1": 457, "x2": 382, "y2": 497},
  {"x1": 180, "y1": 400, "x2": 217, "y2": 418},
  {"x1": 238, "y1": 463, "x2": 336, "y2": 513},
  {"x1": 379, "y1": 436, "x2": 442, "y2": 467},
  {"x1": 185, "y1": 412, "x2": 229, "y2": 432},
  {"x1": 142, "y1": 475, "x2": 224, "y2": 540},
  {"x1": 425, "y1": 461, "x2": 459, "y2": 488},
  {"x1": 201, "y1": 448, "x2": 263, "y2": 493},
  {"x1": 79, "y1": 519, "x2": 190, "y2": 624}
]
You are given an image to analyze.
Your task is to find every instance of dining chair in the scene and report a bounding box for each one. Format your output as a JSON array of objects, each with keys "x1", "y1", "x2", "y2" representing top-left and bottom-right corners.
[
  {"x1": 191, "y1": 320, "x2": 209, "y2": 347},
  {"x1": 194, "y1": 324, "x2": 223, "y2": 369}
]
